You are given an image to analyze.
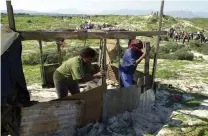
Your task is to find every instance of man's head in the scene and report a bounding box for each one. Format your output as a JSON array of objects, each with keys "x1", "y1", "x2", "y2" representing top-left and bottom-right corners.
[
  {"x1": 80, "y1": 47, "x2": 97, "y2": 64},
  {"x1": 128, "y1": 39, "x2": 144, "y2": 50},
  {"x1": 56, "y1": 38, "x2": 65, "y2": 48}
]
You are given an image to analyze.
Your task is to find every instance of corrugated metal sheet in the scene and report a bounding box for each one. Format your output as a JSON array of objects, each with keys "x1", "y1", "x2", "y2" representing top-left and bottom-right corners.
[
  {"x1": 102, "y1": 85, "x2": 141, "y2": 121},
  {"x1": 20, "y1": 100, "x2": 84, "y2": 136},
  {"x1": 60, "y1": 85, "x2": 106, "y2": 126}
]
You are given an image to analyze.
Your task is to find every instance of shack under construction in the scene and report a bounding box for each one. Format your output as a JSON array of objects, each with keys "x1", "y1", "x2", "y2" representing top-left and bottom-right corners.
[{"x1": 1, "y1": 0, "x2": 167, "y2": 136}]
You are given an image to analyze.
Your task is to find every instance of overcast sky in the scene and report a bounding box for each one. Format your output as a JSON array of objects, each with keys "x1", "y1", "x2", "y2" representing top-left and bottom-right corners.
[{"x1": 0, "y1": 0, "x2": 208, "y2": 14}]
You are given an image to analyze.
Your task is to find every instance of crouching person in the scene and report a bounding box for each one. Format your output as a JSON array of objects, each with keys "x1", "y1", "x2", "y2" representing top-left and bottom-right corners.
[{"x1": 53, "y1": 47, "x2": 104, "y2": 98}]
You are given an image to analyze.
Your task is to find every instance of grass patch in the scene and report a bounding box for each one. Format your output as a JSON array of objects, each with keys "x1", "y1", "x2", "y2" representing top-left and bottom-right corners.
[
  {"x1": 156, "y1": 69, "x2": 179, "y2": 79},
  {"x1": 23, "y1": 65, "x2": 41, "y2": 85},
  {"x1": 199, "y1": 129, "x2": 208, "y2": 136},
  {"x1": 178, "y1": 100, "x2": 201, "y2": 107},
  {"x1": 150, "y1": 42, "x2": 194, "y2": 61},
  {"x1": 189, "y1": 42, "x2": 208, "y2": 55},
  {"x1": 164, "y1": 126, "x2": 208, "y2": 136}
]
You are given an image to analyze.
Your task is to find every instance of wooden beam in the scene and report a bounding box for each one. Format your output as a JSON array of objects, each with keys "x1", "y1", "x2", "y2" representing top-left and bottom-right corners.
[
  {"x1": 116, "y1": 39, "x2": 121, "y2": 87},
  {"x1": 102, "y1": 39, "x2": 107, "y2": 85},
  {"x1": 144, "y1": 42, "x2": 150, "y2": 75},
  {"x1": 18, "y1": 31, "x2": 167, "y2": 40},
  {"x1": 144, "y1": 42, "x2": 150, "y2": 91},
  {"x1": 152, "y1": 0, "x2": 165, "y2": 89},
  {"x1": 98, "y1": 39, "x2": 103, "y2": 67},
  {"x1": 6, "y1": 0, "x2": 16, "y2": 30},
  {"x1": 38, "y1": 40, "x2": 46, "y2": 86},
  {"x1": 56, "y1": 43, "x2": 62, "y2": 65}
]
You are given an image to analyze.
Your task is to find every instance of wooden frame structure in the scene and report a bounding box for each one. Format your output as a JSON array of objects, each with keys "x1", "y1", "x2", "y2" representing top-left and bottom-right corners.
[
  {"x1": 4, "y1": 1, "x2": 166, "y2": 135},
  {"x1": 6, "y1": 0, "x2": 166, "y2": 88}
]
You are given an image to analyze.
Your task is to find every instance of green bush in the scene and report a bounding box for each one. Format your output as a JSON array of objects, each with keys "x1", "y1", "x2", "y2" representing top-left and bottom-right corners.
[
  {"x1": 22, "y1": 52, "x2": 40, "y2": 65},
  {"x1": 174, "y1": 47, "x2": 194, "y2": 60},
  {"x1": 43, "y1": 50, "x2": 59, "y2": 64},
  {"x1": 189, "y1": 41, "x2": 208, "y2": 55},
  {"x1": 22, "y1": 46, "x2": 86, "y2": 65},
  {"x1": 150, "y1": 42, "x2": 194, "y2": 61},
  {"x1": 148, "y1": 14, "x2": 159, "y2": 24}
]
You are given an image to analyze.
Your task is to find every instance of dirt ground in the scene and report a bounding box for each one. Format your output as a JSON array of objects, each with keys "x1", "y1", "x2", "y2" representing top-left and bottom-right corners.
[{"x1": 27, "y1": 79, "x2": 208, "y2": 136}]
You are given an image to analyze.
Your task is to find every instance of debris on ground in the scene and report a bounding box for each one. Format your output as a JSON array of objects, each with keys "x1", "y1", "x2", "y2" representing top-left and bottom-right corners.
[
  {"x1": 28, "y1": 81, "x2": 208, "y2": 136},
  {"x1": 76, "y1": 90, "x2": 172, "y2": 136}
]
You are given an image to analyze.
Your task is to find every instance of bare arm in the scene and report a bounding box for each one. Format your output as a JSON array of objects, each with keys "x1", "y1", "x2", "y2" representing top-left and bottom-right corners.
[
  {"x1": 135, "y1": 52, "x2": 146, "y2": 65},
  {"x1": 77, "y1": 72, "x2": 103, "y2": 83}
]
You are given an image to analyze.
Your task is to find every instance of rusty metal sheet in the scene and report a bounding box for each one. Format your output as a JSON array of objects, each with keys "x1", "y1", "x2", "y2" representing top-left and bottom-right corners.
[
  {"x1": 20, "y1": 100, "x2": 84, "y2": 136},
  {"x1": 59, "y1": 85, "x2": 106, "y2": 126}
]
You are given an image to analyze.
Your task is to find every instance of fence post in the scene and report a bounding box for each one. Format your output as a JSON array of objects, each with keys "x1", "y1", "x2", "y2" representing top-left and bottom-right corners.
[
  {"x1": 6, "y1": 0, "x2": 16, "y2": 30},
  {"x1": 102, "y1": 39, "x2": 107, "y2": 85},
  {"x1": 144, "y1": 42, "x2": 150, "y2": 91},
  {"x1": 38, "y1": 40, "x2": 46, "y2": 86},
  {"x1": 56, "y1": 43, "x2": 62, "y2": 65},
  {"x1": 116, "y1": 39, "x2": 121, "y2": 87}
]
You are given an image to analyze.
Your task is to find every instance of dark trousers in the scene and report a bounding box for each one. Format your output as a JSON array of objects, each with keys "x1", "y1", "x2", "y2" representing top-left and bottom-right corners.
[{"x1": 53, "y1": 71, "x2": 80, "y2": 98}]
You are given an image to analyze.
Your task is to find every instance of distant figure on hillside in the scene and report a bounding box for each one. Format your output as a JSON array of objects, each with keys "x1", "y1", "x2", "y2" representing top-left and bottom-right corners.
[
  {"x1": 173, "y1": 31, "x2": 180, "y2": 42},
  {"x1": 205, "y1": 37, "x2": 208, "y2": 43},
  {"x1": 169, "y1": 28, "x2": 175, "y2": 38},
  {"x1": 200, "y1": 33, "x2": 206, "y2": 44},
  {"x1": 189, "y1": 32, "x2": 194, "y2": 40},
  {"x1": 182, "y1": 32, "x2": 190, "y2": 44}
]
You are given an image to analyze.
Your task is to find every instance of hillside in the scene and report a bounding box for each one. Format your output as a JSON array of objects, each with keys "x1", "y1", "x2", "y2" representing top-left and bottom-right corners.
[{"x1": 1, "y1": 14, "x2": 208, "y2": 33}]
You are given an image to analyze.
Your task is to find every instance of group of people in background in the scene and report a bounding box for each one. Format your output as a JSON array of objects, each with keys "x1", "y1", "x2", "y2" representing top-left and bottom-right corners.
[{"x1": 169, "y1": 28, "x2": 207, "y2": 44}]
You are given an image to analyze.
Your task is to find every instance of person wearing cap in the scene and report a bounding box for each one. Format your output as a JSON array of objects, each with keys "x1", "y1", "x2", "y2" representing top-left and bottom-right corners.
[
  {"x1": 53, "y1": 47, "x2": 104, "y2": 98},
  {"x1": 119, "y1": 39, "x2": 147, "y2": 87}
]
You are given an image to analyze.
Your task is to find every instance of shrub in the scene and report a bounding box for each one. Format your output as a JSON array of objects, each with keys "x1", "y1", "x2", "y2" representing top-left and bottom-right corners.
[
  {"x1": 173, "y1": 47, "x2": 194, "y2": 61},
  {"x1": 189, "y1": 41, "x2": 208, "y2": 55},
  {"x1": 22, "y1": 52, "x2": 40, "y2": 65},
  {"x1": 22, "y1": 46, "x2": 86, "y2": 65},
  {"x1": 43, "y1": 50, "x2": 59, "y2": 64},
  {"x1": 150, "y1": 42, "x2": 194, "y2": 61},
  {"x1": 148, "y1": 14, "x2": 158, "y2": 24}
]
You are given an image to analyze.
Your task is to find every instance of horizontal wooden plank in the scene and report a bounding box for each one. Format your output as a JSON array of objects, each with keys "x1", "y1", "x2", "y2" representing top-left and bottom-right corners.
[{"x1": 18, "y1": 30, "x2": 167, "y2": 40}]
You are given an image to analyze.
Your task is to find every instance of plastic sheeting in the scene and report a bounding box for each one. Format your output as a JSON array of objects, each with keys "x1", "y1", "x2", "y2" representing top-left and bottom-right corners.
[{"x1": 1, "y1": 24, "x2": 19, "y2": 56}]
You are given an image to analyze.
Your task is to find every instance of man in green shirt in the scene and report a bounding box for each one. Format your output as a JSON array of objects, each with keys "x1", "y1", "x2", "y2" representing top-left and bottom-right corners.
[{"x1": 53, "y1": 47, "x2": 103, "y2": 98}]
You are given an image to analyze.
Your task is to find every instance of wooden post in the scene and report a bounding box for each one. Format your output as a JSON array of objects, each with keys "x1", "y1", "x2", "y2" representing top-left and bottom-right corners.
[
  {"x1": 116, "y1": 39, "x2": 121, "y2": 87},
  {"x1": 102, "y1": 39, "x2": 107, "y2": 85},
  {"x1": 98, "y1": 39, "x2": 103, "y2": 67},
  {"x1": 144, "y1": 42, "x2": 150, "y2": 91},
  {"x1": 152, "y1": 0, "x2": 165, "y2": 89},
  {"x1": 56, "y1": 43, "x2": 62, "y2": 65},
  {"x1": 6, "y1": 0, "x2": 16, "y2": 30},
  {"x1": 38, "y1": 40, "x2": 46, "y2": 86}
]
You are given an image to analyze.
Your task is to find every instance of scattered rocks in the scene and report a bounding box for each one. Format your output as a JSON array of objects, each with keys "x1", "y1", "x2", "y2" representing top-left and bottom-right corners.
[
  {"x1": 182, "y1": 94, "x2": 195, "y2": 101},
  {"x1": 168, "y1": 119, "x2": 182, "y2": 127},
  {"x1": 181, "y1": 127, "x2": 186, "y2": 132}
]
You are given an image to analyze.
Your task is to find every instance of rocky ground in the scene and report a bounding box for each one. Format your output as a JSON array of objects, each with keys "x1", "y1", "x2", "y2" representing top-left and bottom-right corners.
[
  {"x1": 27, "y1": 78, "x2": 208, "y2": 136},
  {"x1": 74, "y1": 86, "x2": 208, "y2": 136},
  {"x1": 26, "y1": 53, "x2": 208, "y2": 136}
]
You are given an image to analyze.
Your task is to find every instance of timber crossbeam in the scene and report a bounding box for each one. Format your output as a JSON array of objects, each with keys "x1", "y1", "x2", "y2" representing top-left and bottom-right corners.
[{"x1": 18, "y1": 30, "x2": 167, "y2": 40}]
